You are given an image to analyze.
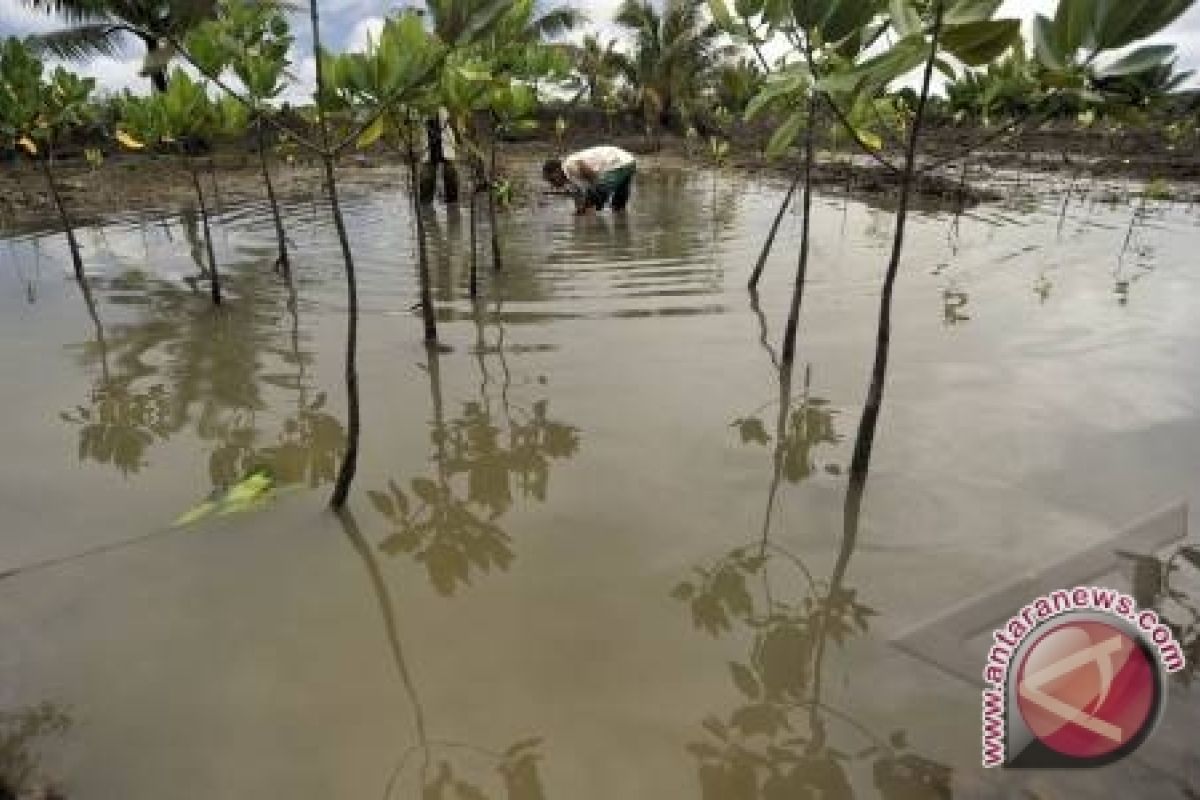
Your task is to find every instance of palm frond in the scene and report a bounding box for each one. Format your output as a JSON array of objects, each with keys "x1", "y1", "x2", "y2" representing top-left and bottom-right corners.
[
  {"x1": 19, "y1": 0, "x2": 112, "y2": 25},
  {"x1": 529, "y1": 6, "x2": 586, "y2": 39},
  {"x1": 25, "y1": 24, "x2": 128, "y2": 60}
]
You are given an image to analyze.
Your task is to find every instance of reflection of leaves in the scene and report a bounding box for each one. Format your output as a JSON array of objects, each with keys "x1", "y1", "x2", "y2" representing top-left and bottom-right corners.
[
  {"x1": 680, "y1": 539, "x2": 946, "y2": 800},
  {"x1": 732, "y1": 417, "x2": 770, "y2": 446},
  {"x1": 0, "y1": 702, "x2": 70, "y2": 797},
  {"x1": 680, "y1": 550, "x2": 767, "y2": 636},
  {"x1": 872, "y1": 752, "x2": 953, "y2": 800},
  {"x1": 782, "y1": 400, "x2": 839, "y2": 484},
  {"x1": 729, "y1": 662, "x2": 761, "y2": 701},
  {"x1": 755, "y1": 624, "x2": 811, "y2": 702},
  {"x1": 498, "y1": 751, "x2": 547, "y2": 800},
  {"x1": 375, "y1": 479, "x2": 514, "y2": 596},
  {"x1": 730, "y1": 703, "x2": 789, "y2": 738},
  {"x1": 61, "y1": 383, "x2": 173, "y2": 475}
]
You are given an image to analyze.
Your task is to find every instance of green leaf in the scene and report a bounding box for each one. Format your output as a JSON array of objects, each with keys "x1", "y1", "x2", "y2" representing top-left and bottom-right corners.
[
  {"x1": 744, "y1": 70, "x2": 806, "y2": 120},
  {"x1": 1096, "y1": 44, "x2": 1176, "y2": 78},
  {"x1": 1032, "y1": 14, "x2": 1066, "y2": 71},
  {"x1": 356, "y1": 115, "x2": 385, "y2": 149},
  {"x1": 766, "y1": 109, "x2": 805, "y2": 158},
  {"x1": 734, "y1": 0, "x2": 764, "y2": 19},
  {"x1": 709, "y1": 0, "x2": 736, "y2": 31},
  {"x1": 1054, "y1": 0, "x2": 1098, "y2": 54},
  {"x1": 855, "y1": 127, "x2": 882, "y2": 151},
  {"x1": 889, "y1": 0, "x2": 922, "y2": 37},
  {"x1": 944, "y1": 0, "x2": 1002, "y2": 26},
  {"x1": 820, "y1": 0, "x2": 882, "y2": 44},
  {"x1": 1121, "y1": 0, "x2": 1193, "y2": 45},
  {"x1": 942, "y1": 19, "x2": 1021, "y2": 66},
  {"x1": 790, "y1": 0, "x2": 825, "y2": 29}
]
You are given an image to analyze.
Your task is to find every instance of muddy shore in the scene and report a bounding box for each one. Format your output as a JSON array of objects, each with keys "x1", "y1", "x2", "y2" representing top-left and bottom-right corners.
[{"x1": 2, "y1": 128, "x2": 1197, "y2": 235}]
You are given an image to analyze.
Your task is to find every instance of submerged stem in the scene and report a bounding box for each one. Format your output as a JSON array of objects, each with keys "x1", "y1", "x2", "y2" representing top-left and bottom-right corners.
[
  {"x1": 258, "y1": 117, "x2": 291, "y2": 279},
  {"x1": 186, "y1": 158, "x2": 222, "y2": 306},
  {"x1": 39, "y1": 156, "x2": 85, "y2": 284},
  {"x1": 748, "y1": 168, "x2": 801, "y2": 289},
  {"x1": 309, "y1": 0, "x2": 361, "y2": 509},
  {"x1": 780, "y1": 90, "x2": 818, "y2": 366}
]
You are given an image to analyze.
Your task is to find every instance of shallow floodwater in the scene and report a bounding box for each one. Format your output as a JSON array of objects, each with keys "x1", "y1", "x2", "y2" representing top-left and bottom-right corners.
[{"x1": 1, "y1": 166, "x2": 1199, "y2": 798}]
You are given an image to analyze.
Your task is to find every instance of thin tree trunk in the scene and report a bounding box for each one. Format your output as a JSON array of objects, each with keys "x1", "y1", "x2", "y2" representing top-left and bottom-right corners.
[
  {"x1": 780, "y1": 92, "x2": 818, "y2": 366},
  {"x1": 257, "y1": 118, "x2": 290, "y2": 278},
  {"x1": 748, "y1": 169, "x2": 801, "y2": 289},
  {"x1": 487, "y1": 132, "x2": 503, "y2": 270},
  {"x1": 308, "y1": 0, "x2": 361, "y2": 510},
  {"x1": 469, "y1": 174, "x2": 479, "y2": 299},
  {"x1": 407, "y1": 140, "x2": 438, "y2": 343},
  {"x1": 39, "y1": 156, "x2": 85, "y2": 283},
  {"x1": 846, "y1": 1, "x2": 944, "y2": 492},
  {"x1": 186, "y1": 159, "x2": 222, "y2": 306}
]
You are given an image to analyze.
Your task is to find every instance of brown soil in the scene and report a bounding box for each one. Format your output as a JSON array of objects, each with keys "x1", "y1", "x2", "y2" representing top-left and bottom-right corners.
[{"x1": 2, "y1": 125, "x2": 1196, "y2": 235}]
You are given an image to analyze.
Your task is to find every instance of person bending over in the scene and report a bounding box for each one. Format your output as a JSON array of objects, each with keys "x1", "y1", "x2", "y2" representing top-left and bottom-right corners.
[{"x1": 542, "y1": 145, "x2": 636, "y2": 215}]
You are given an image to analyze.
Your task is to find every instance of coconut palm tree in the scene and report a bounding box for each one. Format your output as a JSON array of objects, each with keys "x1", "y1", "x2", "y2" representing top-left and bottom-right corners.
[
  {"x1": 571, "y1": 33, "x2": 622, "y2": 106},
  {"x1": 614, "y1": 0, "x2": 727, "y2": 130},
  {"x1": 423, "y1": 0, "x2": 584, "y2": 48},
  {"x1": 19, "y1": 0, "x2": 220, "y2": 92}
]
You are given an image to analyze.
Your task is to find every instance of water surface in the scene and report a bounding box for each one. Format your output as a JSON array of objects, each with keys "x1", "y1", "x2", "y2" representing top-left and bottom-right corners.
[{"x1": 2, "y1": 167, "x2": 1198, "y2": 797}]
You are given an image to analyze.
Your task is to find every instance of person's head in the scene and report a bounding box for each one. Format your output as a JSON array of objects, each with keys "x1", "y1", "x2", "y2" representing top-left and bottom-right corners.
[{"x1": 542, "y1": 158, "x2": 568, "y2": 188}]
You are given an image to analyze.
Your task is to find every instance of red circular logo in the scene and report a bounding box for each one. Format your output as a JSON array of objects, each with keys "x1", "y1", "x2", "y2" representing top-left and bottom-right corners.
[{"x1": 1015, "y1": 619, "x2": 1158, "y2": 759}]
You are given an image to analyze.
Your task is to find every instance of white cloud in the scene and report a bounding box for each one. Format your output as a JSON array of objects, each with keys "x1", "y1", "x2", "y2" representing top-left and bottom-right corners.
[
  {"x1": 346, "y1": 16, "x2": 384, "y2": 52},
  {"x1": 5, "y1": 0, "x2": 1200, "y2": 95},
  {"x1": 59, "y1": 56, "x2": 150, "y2": 97}
]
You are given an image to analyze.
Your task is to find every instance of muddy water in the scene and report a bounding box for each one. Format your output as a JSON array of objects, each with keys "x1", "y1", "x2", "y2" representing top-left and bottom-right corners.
[{"x1": 1, "y1": 167, "x2": 1199, "y2": 798}]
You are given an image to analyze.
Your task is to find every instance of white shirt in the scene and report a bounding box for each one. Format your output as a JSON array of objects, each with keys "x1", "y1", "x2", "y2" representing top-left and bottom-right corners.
[
  {"x1": 562, "y1": 146, "x2": 635, "y2": 188},
  {"x1": 420, "y1": 108, "x2": 457, "y2": 163}
]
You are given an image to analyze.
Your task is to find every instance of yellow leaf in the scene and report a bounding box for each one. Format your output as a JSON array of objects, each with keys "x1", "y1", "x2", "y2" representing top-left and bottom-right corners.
[
  {"x1": 356, "y1": 115, "x2": 385, "y2": 149},
  {"x1": 116, "y1": 129, "x2": 145, "y2": 150},
  {"x1": 856, "y1": 128, "x2": 883, "y2": 151},
  {"x1": 172, "y1": 500, "x2": 217, "y2": 528},
  {"x1": 17, "y1": 136, "x2": 37, "y2": 156}
]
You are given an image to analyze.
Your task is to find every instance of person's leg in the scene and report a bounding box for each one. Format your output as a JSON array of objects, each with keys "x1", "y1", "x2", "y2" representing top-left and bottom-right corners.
[
  {"x1": 611, "y1": 165, "x2": 636, "y2": 212},
  {"x1": 442, "y1": 161, "x2": 460, "y2": 204},
  {"x1": 587, "y1": 185, "x2": 610, "y2": 212},
  {"x1": 419, "y1": 162, "x2": 437, "y2": 204}
]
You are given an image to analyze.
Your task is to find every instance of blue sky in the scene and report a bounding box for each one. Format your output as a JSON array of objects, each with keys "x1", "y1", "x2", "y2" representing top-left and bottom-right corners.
[{"x1": 2, "y1": 0, "x2": 1199, "y2": 100}]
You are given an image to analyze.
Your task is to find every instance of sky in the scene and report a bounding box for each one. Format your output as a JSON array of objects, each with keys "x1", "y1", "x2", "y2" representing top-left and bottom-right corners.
[{"x1": 2, "y1": 0, "x2": 1199, "y2": 101}]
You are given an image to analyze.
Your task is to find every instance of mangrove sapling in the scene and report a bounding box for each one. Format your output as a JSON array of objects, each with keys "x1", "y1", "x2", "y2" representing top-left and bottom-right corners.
[
  {"x1": 37, "y1": 153, "x2": 87, "y2": 284},
  {"x1": 486, "y1": 116, "x2": 503, "y2": 271},
  {"x1": 748, "y1": 170, "x2": 801, "y2": 290},
  {"x1": 307, "y1": 0, "x2": 361, "y2": 510},
  {"x1": 847, "y1": 0, "x2": 946, "y2": 487},
  {"x1": 403, "y1": 116, "x2": 439, "y2": 343},
  {"x1": 0, "y1": 44, "x2": 96, "y2": 286},
  {"x1": 780, "y1": 92, "x2": 818, "y2": 367},
  {"x1": 256, "y1": 116, "x2": 291, "y2": 277},
  {"x1": 469, "y1": 167, "x2": 480, "y2": 298},
  {"x1": 182, "y1": 152, "x2": 223, "y2": 306}
]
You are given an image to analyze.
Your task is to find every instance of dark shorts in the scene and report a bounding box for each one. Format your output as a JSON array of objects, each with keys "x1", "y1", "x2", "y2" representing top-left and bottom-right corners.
[{"x1": 585, "y1": 163, "x2": 636, "y2": 211}]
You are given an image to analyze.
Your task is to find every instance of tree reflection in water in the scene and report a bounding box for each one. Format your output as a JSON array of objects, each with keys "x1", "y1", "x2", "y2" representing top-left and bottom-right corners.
[
  {"x1": 0, "y1": 702, "x2": 70, "y2": 800},
  {"x1": 676, "y1": 303, "x2": 952, "y2": 799},
  {"x1": 59, "y1": 246, "x2": 345, "y2": 495},
  {"x1": 337, "y1": 503, "x2": 551, "y2": 800},
  {"x1": 368, "y1": 303, "x2": 580, "y2": 596}
]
